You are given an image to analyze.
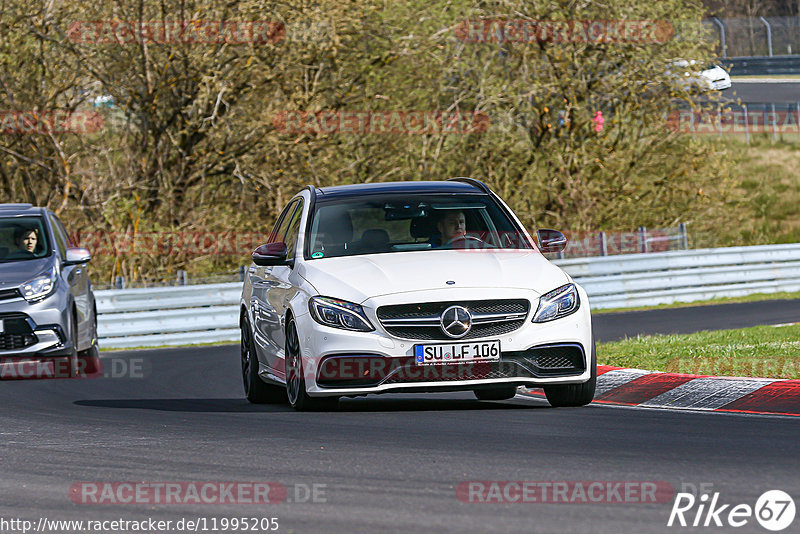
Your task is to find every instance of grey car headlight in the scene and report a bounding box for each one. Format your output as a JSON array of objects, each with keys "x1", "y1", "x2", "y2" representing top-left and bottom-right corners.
[
  {"x1": 532, "y1": 283, "x2": 580, "y2": 323},
  {"x1": 20, "y1": 269, "x2": 57, "y2": 302},
  {"x1": 309, "y1": 296, "x2": 375, "y2": 332}
]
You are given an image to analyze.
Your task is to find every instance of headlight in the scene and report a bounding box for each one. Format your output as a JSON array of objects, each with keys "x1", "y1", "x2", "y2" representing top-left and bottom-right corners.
[
  {"x1": 20, "y1": 269, "x2": 57, "y2": 302},
  {"x1": 309, "y1": 296, "x2": 375, "y2": 332},
  {"x1": 532, "y1": 283, "x2": 579, "y2": 323}
]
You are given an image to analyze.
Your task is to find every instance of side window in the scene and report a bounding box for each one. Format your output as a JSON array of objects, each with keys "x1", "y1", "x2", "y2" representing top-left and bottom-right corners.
[
  {"x1": 48, "y1": 214, "x2": 68, "y2": 260},
  {"x1": 54, "y1": 217, "x2": 73, "y2": 247},
  {"x1": 283, "y1": 200, "x2": 304, "y2": 259},
  {"x1": 269, "y1": 200, "x2": 299, "y2": 244}
]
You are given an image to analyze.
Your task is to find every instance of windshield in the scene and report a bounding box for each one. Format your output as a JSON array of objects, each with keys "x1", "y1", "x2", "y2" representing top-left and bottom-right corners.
[
  {"x1": 306, "y1": 193, "x2": 532, "y2": 259},
  {"x1": 0, "y1": 216, "x2": 51, "y2": 262}
]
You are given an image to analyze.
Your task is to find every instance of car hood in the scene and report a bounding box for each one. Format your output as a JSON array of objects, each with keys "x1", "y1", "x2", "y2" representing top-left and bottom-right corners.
[
  {"x1": 298, "y1": 249, "x2": 570, "y2": 303},
  {"x1": 0, "y1": 257, "x2": 53, "y2": 289}
]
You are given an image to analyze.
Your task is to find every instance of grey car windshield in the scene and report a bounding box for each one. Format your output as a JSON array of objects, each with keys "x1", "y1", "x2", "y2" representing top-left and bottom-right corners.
[
  {"x1": 306, "y1": 194, "x2": 532, "y2": 259},
  {"x1": 0, "y1": 217, "x2": 51, "y2": 261}
]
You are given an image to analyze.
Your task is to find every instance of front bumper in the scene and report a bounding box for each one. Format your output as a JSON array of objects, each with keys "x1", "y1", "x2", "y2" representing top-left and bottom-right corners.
[
  {"x1": 288, "y1": 286, "x2": 593, "y2": 397},
  {"x1": 0, "y1": 294, "x2": 73, "y2": 358},
  {"x1": 710, "y1": 79, "x2": 732, "y2": 90}
]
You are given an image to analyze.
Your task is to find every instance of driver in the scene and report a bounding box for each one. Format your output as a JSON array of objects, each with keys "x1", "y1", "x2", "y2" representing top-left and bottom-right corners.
[
  {"x1": 13, "y1": 226, "x2": 38, "y2": 256},
  {"x1": 437, "y1": 210, "x2": 466, "y2": 246}
]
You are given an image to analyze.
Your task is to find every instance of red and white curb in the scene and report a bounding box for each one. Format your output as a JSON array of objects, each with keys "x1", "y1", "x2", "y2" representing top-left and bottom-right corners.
[{"x1": 522, "y1": 365, "x2": 800, "y2": 417}]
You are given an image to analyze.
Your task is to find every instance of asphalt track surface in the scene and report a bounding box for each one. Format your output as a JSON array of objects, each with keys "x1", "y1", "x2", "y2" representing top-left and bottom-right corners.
[
  {"x1": 2, "y1": 300, "x2": 800, "y2": 533},
  {"x1": 2, "y1": 345, "x2": 800, "y2": 534},
  {"x1": 726, "y1": 81, "x2": 800, "y2": 104},
  {"x1": 593, "y1": 298, "x2": 800, "y2": 342}
]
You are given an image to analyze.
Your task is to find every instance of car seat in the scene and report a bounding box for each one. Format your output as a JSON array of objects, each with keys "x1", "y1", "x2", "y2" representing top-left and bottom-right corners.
[
  {"x1": 354, "y1": 229, "x2": 391, "y2": 255},
  {"x1": 410, "y1": 216, "x2": 441, "y2": 247}
]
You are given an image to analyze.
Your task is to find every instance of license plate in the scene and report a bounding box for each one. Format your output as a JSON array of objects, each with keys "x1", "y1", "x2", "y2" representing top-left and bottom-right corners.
[
  {"x1": 0, "y1": 319, "x2": 4, "y2": 333},
  {"x1": 414, "y1": 340, "x2": 501, "y2": 366}
]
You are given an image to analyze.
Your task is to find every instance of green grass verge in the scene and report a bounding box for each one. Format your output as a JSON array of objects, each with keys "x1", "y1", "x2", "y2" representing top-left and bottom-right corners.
[
  {"x1": 598, "y1": 323, "x2": 800, "y2": 379},
  {"x1": 591, "y1": 290, "x2": 800, "y2": 314},
  {"x1": 99, "y1": 340, "x2": 236, "y2": 352}
]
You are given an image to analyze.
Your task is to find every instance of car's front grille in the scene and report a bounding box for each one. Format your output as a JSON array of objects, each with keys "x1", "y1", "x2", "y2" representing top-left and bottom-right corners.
[
  {"x1": 383, "y1": 321, "x2": 523, "y2": 341},
  {"x1": 0, "y1": 288, "x2": 20, "y2": 301},
  {"x1": 0, "y1": 314, "x2": 37, "y2": 351},
  {"x1": 316, "y1": 344, "x2": 586, "y2": 389},
  {"x1": 377, "y1": 299, "x2": 530, "y2": 341},
  {"x1": 0, "y1": 333, "x2": 37, "y2": 350},
  {"x1": 380, "y1": 300, "x2": 529, "y2": 319}
]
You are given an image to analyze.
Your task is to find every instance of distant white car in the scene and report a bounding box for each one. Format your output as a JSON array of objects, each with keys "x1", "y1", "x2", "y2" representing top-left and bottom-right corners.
[
  {"x1": 700, "y1": 64, "x2": 732, "y2": 90},
  {"x1": 670, "y1": 60, "x2": 732, "y2": 91}
]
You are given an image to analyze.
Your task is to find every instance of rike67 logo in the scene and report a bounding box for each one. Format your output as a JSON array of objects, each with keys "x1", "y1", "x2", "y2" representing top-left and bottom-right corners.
[{"x1": 668, "y1": 489, "x2": 795, "y2": 531}]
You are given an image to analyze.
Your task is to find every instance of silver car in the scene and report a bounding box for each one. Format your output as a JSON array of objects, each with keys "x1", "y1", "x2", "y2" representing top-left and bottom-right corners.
[{"x1": 0, "y1": 204, "x2": 97, "y2": 378}]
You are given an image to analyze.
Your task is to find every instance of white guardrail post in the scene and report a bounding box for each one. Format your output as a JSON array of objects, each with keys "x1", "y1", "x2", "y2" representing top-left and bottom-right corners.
[{"x1": 96, "y1": 243, "x2": 800, "y2": 348}]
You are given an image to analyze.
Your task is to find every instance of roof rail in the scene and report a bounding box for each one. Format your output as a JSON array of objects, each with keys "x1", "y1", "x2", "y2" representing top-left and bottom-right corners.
[
  {"x1": 0, "y1": 203, "x2": 33, "y2": 210},
  {"x1": 447, "y1": 177, "x2": 491, "y2": 194}
]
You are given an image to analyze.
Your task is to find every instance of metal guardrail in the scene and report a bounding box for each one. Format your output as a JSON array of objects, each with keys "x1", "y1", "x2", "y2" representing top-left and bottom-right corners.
[
  {"x1": 557, "y1": 243, "x2": 800, "y2": 309},
  {"x1": 725, "y1": 55, "x2": 800, "y2": 76},
  {"x1": 96, "y1": 243, "x2": 800, "y2": 348},
  {"x1": 96, "y1": 283, "x2": 241, "y2": 348}
]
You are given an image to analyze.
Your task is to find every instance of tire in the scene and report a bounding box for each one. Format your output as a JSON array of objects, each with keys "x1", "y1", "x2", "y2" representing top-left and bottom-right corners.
[
  {"x1": 77, "y1": 345, "x2": 102, "y2": 377},
  {"x1": 78, "y1": 301, "x2": 98, "y2": 358},
  {"x1": 285, "y1": 317, "x2": 338, "y2": 412},
  {"x1": 65, "y1": 310, "x2": 79, "y2": 378},
  {"x1": 241, "y1": 318, "x2": 287, "y2": 404},
  {"x1": 473, "y1": 386, "x2": 518, "y2": 401},
  {"x1": 543, "y1": 341, "x2": 597, "y2": 407}
]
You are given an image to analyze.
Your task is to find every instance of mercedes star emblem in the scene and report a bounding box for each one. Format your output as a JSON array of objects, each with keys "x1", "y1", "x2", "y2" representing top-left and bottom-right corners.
[{"x1": 440, "y1": 305, "x2": 472, "y2": 338}]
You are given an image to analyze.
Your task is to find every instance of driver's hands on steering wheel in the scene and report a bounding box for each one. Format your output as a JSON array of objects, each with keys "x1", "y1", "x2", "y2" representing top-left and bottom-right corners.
[{"x1": 442, "y1": 234, "x2": 487, "y2": 249}]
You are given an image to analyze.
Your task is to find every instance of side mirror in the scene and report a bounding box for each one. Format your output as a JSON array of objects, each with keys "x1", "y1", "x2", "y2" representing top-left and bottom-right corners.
[
  {"x1": 64, "y1": 247, "x2": 91, "y2": 265},
  {"x1": 252, "y1": 242, "x2": 289, "y2": 266},
  {"x1": 536, "y1": 229, "x2": 567, "y2": 253}
]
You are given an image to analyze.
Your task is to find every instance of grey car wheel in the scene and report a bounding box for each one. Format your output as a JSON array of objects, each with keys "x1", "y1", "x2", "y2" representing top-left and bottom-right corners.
[
  {"x1": 543, "y1": 341, "x2": 597, "y2": 407},
  {"x1": 65, "y1": 311, "x2": 79, "y2": 378},
  {"x1": 241, "y1": 318, "x2": 286, "y2": 404},
  {"x1": 78, "y1": 302, "x2": 98, "y2": 358},
  {"x1": 285, "y1": 317, "x2": 338, "y2": 412}
]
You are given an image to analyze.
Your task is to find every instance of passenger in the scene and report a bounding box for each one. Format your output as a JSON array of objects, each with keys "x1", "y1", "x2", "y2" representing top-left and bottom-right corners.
[{"x1": 13, "y1": 226, "x2": 38, "y2": 256}]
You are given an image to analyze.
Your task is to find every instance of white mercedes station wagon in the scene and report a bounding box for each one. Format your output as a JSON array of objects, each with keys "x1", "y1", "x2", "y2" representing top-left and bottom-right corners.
[{"x1": 240, "y1": 179, "x2": 595, "y2": 410}]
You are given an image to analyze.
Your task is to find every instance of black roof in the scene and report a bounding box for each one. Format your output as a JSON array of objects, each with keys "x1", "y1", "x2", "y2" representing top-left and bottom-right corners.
[
  {"x1": 0, "y1": 204, "x2": 45, "y2": 217},
  {"x1": 315, "y1": 180, "x2": 488, "y2": 200}
]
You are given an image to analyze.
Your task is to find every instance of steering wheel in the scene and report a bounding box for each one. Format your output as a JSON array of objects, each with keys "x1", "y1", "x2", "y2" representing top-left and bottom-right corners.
[{"x1": 443, "y1": 234, "x2": 487, "y2": 249}]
